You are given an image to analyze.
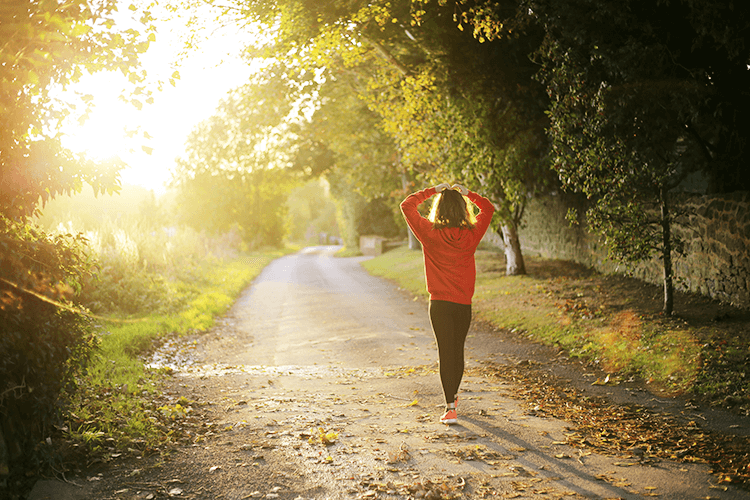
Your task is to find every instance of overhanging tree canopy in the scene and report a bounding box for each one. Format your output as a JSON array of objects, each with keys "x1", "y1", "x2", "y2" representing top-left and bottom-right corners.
[
  {"x1": 198, "y1": 0, "x2": 552, "y2": 273},
  {"x1": 1, "y1": 0, "x2": 156, "y2": 219},
  {"x1": 171, "y1": 64, "x2": 304, "y2": 247}
]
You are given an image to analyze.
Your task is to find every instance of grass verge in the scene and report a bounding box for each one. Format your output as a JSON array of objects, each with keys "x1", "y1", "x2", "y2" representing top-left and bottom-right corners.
[
  {"x1": 361, "y1": 245, "x2": 750, "y2": 413},
  {"x1": 64, "y1": 249, "x2": 290, "y2": 455}
]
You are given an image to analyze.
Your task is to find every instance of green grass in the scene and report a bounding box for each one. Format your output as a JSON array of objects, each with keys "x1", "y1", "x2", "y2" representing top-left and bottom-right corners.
[
  {"x1": 361, "y1": 245, "x2": 723, "y2": 399},
  {"x1": 360, "y1": 246, "x2": 428, "y2": 296},
  {"x1": 67, "y1": 248, "x2": 291, "y2": 450},
  {"x1": 335, "y1": 246, "x2": 363, "y2": 257}
]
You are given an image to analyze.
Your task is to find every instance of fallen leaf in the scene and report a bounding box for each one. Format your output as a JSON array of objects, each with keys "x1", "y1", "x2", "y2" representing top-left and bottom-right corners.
[{"x1": 592, "y1": 375, "x2": 610, "y2": 386}]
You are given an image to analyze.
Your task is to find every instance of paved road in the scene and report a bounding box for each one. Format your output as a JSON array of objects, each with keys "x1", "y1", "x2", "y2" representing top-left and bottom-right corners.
[
  {"x1": 215, "y1": 245, "x2": 438, "y2": 369},
  {"x1": 30, "y1": 246, "x2": 750, "y2": 500},
  {"x1": 191, "y1": 246, "x2": 749, "y2": 499}
]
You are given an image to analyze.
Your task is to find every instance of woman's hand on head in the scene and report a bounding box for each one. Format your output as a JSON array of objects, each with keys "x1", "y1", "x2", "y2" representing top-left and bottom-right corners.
[
  {"x1": 434, "y1": 183, "x2": 451, "y2": 193},
  {"x1": 452, "y1": 184, "x2": 469, "y2": 196}
]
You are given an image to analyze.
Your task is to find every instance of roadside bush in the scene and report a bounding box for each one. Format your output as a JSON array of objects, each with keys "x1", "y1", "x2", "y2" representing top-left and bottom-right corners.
[
  {"x1": 60, "y1": 217, "x2": 243, "y2": 317},
  {"x1": 358, "y1": 197, "x2": 402, "y2": 239},
  {"x1": 0, "y1": 217, "x2": 98, "y2": 482},
  {"x1": 3, "y1": 194, "x2": 272, "y2": 492}
]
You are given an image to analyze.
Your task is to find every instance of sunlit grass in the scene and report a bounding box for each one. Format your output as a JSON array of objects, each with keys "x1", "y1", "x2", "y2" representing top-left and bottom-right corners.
[
  {"x1": 361, "y1": 245, "x2": 706, "y2": 395},
  {"x1": 67, "y1": 248, "x2": 291, "y2": 449},
  {"x1": 335, "y1": 246, "x2": 363, "y2": 257},
  {"x1": 360, "y1": 245, "x2": 428, "y2": 296}
]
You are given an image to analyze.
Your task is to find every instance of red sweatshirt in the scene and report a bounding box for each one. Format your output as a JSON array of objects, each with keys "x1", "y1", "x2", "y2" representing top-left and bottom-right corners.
[{"x1": 400, "y1": 187, "x2": 495, "y2": 305}]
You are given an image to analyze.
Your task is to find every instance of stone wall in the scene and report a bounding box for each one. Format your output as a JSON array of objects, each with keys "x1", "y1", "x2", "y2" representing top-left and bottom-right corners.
[
  {"x1": 673, "y1": 192, "x2": 750, "y2": 307},
  {"x1": 509, "y1": 191, "x2": 750, "y2": 309}
]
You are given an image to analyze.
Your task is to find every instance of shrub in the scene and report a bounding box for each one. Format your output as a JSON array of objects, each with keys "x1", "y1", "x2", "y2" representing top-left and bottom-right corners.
[
  {"x1": 64, "y1": 217, "x2": 243, "y2": 317},
  {"x1": 0, "y1": 217, "x2": 98, "y2": 480}
]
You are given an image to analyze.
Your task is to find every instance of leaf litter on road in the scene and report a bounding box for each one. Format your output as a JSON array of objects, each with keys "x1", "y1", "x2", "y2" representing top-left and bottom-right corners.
[
  {"x1": 357, "y1": 475, "x2": 466, "y2": 500},
  {"x1": 67, "y1": 316, "x2": 749, "y2": 500},
  {"x1": 475, "y1": 361, "x2": 750, "y2": 489},
  {"x1": 442, "y1": 444, "x2": 517, "y2": 465}
]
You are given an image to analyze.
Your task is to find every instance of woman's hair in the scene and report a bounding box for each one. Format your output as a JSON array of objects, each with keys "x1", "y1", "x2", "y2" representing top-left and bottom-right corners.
[{"x1": 428, "y1": 189, "x2": 476, "y2": 229}]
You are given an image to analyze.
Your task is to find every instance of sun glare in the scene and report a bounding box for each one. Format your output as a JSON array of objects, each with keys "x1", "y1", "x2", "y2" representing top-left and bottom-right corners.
[
  {"x1": 60, "y1": 10, "x2": 258, "y2": 194},
  {"x1": 62, "y1": 75, "x2": 140, "y2": 159}
]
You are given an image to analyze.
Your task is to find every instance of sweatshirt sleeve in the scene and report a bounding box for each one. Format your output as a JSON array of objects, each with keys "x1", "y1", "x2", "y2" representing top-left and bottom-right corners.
[
  {"x1": 400, "y1": 187, "x2": 436, "y2": 243},
  {"x1": 467, "y1": 190, "x2": 495, "y2": 241}
]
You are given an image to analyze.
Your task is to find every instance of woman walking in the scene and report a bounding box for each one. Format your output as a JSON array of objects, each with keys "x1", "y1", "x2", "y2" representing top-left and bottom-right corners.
[{"x1": 400, "y1": 183, "x2": 495, "y2": 425}]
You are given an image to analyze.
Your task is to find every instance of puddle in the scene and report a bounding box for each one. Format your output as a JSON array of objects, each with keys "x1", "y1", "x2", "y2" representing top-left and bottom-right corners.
[
  {"x1": 148, "y1": 356, "x2": 383, "y2": 379},
  {"x1": 145, "y1": 333, "x2": 386, "y2": 380}
]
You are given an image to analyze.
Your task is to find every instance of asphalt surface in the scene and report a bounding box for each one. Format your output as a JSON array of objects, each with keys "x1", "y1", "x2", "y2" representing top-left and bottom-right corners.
[{"x1": 30, "y1": 246, "x2": 750, "y2": 500}]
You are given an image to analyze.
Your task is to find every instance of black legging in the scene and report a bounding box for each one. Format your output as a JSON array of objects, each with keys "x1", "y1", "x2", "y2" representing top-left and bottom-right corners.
[{"x1": 428, "y1": 300, "x2": 472, "y2": 406}]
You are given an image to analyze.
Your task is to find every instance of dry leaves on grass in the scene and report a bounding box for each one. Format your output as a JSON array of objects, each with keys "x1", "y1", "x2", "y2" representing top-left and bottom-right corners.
[{"x1": 477, "y1": 362, "x2": 750, "y2": 489}]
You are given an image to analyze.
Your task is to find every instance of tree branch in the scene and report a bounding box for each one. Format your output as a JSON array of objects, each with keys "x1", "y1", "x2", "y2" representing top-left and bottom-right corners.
[
  {"x1": 358, "y1": 32, "x2": 412, "y2": 78},
  {"x1": 0, "y1": 378, "x2": 26, "y2": 402}
]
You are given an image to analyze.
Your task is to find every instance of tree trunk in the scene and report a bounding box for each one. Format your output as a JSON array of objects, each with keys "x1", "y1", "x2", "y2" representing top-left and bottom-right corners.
[
  {"x1": 501, "y1": 222, "x2": 526, "y2": 275},
  {"x1": 660, "y1": 188, "x2": 674, "y2": 315},
  {"x1": 401, "y1": 169, "x2": 421, "y2": 250}
]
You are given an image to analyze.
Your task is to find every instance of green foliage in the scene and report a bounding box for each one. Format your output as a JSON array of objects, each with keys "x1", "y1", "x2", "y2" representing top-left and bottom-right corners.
[
  {"x1": 0, "y1": 0, "x2": 155, "y2": 219},
  {"x1": 173, "y1": 166, "x2": 291, "y2": 249},
  {"x1": 285, "y1": 68, "x2": 404, "y2": 249},
  {"x1": 185, "y1": 0, "x2": 750, "y2": 284},
  {"x1": 2, "y1": 194, "x2": 249, "y2": 482},
  {"x1": 305, "y1": 71, "x2": 402, "y2": 199},
  {"x1": 224, "y1": 0, "x2": 551, "y2": 274},
  {"x1": 286, "y1": 179, "x2": 339, "y2": 244},
  {"x1": 445, "y1": 0, "x2": 750, "y2": 189},
  {"x1": 36, "y1": 188, "x2": 241, "y2": 316},
  {"x1": 171, "y1": 65, "x2": 302, "y2": 248},
  {"x1": 328, "y1": 176, "x2": 368, "y2": 252},
  {"x1": 529, "y1": 0, "x2": 750, "y2": 312},
  {"x1": 541, "y1": 0, "x2": 750, "y2": 191},
  {"x1": 0, "y1": 217, "x2": 98, "y2": 475},
  {"x1": 0, "y1": 0, "x2": 155, "y2": 484},
  {"x1": 314, "y1": 79, "x2": 402, "y2": 247},
  {"x1": 360, "y1": 2, "x2": 551, "y2": 212},
  {"x1": 359, "y1": 197, "x2": 403, "y2": 239}
]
